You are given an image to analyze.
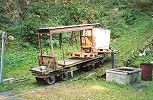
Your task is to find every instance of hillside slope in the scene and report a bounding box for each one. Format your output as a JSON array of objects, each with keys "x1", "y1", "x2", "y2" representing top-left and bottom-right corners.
[{"x1": 0, "y1": 0, "x2": 152, "y2": 95}]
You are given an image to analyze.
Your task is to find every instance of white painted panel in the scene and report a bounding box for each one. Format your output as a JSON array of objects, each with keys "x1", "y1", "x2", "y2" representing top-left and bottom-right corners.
[{"x1": 93, "y1": 28, "x2": 111, "y2": 49}]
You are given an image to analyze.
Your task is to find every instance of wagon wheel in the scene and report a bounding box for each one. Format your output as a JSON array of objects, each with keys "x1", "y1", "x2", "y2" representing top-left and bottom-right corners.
[
  {"x1": 100, "y1": 59, "x2": 104, "y2": 65},
  {"x1": 100, "y1": 57, "x2": 105, "y2": 65},
  {"x1": 87, "y1": 64, "x2": 95, "y2": 71},
  {"x1": 95, "y1": 62, "x2": 101, "y2": 68},
  {"x1": 35, "y1": 77, "x2": 45, "y2": 83},
  {"x1": 61, "y1": 72, "x2": 69, "y2": 81},
  {"x1": 45, "y1": 75, "x2": 56, "y2": 85}
]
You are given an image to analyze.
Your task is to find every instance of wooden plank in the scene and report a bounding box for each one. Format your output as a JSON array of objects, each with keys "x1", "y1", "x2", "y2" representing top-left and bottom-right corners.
[
  {"x1": 31, "y1": 55, "x2": 104, "y2": 77},
  {"x1": 67, "y1": 52, "x2": 98, "y2": 58},
  {"x1": 58, "y1": 54, "x2": 104, "y2": 67},
  {"x1": 58, "y1": 59, "x2": 82, "y2": 66},
  {"x1": 96, "y1": 49, "x2": 112, "y2": 53},
  {"x1": 38, "y1": 24, "x2": 99, "y2": 32},
  {"x1": 31, "y1": 65, "x2": 63, "y2": 75},
  {"x1": 31, "y1": 67, "x2": 53, "y2": 73},
  {"x1": 71, "y1": 31, "x2": 75, "y2": 47},
  {"x1": 38, "y1": 26, "x2": 94, "y2": 34}
]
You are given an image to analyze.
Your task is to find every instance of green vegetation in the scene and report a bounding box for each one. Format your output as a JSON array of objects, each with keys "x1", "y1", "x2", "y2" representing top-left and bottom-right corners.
[
  {"x1": 0, "y1": 0, "x2": 153, "y2": 99},
  {"x1": 20, "y1": 77, "x2": 153, "y2": 100}
]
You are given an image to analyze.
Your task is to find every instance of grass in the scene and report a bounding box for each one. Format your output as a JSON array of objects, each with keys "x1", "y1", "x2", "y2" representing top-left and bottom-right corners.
[
  {"x1": 20, "y1": 74, "x2": 153, "y2": 100},
  {"x1": 111, "y1": 18, "x2": 153, "y2": 66},
  {"x1": 0, "y1": 16, "x2": 153, "y2": 92},
  {"x1": 0, "y1": 2, "x2": 153, "y2": 99}
]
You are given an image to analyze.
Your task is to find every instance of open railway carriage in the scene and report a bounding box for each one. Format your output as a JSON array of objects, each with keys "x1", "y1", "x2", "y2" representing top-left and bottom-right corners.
[{"x1": 30, "y1": 24, "x2": 112, "y2": 84}]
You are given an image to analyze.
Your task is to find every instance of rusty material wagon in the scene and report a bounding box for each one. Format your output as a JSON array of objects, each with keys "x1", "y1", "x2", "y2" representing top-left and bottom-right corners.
[{"x1": 30, "y1": 24, "x2": 112, "y2": 84}]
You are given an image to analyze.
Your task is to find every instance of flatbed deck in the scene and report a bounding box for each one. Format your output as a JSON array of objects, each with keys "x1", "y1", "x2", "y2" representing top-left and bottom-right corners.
[
  {"x1": 58, "y1": 55, "x2": 104, "y2": 67},
  {"x1": 30, "y1": 23, "x2": 111, "y2": 85},
  {"x1": 31, "y1": 54, "x2": 104, "y2": 73}
]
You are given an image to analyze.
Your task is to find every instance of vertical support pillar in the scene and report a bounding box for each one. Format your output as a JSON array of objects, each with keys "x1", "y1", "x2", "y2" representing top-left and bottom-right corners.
[
  {"x1": 84, "y1": 30, "x2": 87, "y2": 48},
  {"x1": 49, "y1": 32, "x2": 58, "y2": 70},
  {"x1": 111, "y1": 51, "x2": 115, "y2": 69},
  {"x1": 91, "y1": 29, "x2": 95, "y2": 52},
  {"x1": 38, "y1": 33, "x2": 43, "y2": 65},
  {"x1": 49, "y1": 33, "x2": 54, "y2": 57},
  {"x1": 61, "y1": 44, "x2": 66, "y2": 67},
  {"x1": 71, "y1": 31, "x2": 75, "y2": 47},
  {"x1": 59, "y1": 33, "x2": 62, "y2": 49},
  {"x1": 79, "y1": 31, "x2": 83, "y2": 53},
  {"x1": 0, "y1": 32, "x2": 6, "y2": 83}
]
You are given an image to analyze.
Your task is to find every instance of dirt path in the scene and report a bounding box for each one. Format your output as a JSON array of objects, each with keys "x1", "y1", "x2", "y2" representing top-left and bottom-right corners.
[
  {"x1": 0, "y1": 90, "x2": 27, "y2": 100},
  {"x1": 18, "y1": 82, "x2": 109, "y2": 100},
  {"x1": 0, "y1": 82, "x2": 61, "y2": 100}
]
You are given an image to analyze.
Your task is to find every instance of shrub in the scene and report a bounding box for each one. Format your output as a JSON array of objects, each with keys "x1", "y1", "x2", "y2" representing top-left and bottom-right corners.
[{"x1": 122, "y1": 9, "x2": 137, "y2": 25}]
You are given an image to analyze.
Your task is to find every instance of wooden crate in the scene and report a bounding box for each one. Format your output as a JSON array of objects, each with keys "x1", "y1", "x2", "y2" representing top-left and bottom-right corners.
[
  {"x1": 95, "y1": 49, "x2": 112, "y2": 54},
  {"x1": 67, "y1": 52, "x2": 98, "y2": 58}
]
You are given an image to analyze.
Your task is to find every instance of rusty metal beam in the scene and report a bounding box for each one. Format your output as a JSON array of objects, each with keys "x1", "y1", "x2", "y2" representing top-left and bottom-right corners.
[
  {"x1": 38, "y1": 33, "x2": 43, "y2": 64},
  {"x1": 79, "y1": 31, "x2": 83, "y2": 53},
  {"x1": 38, "y1": 26, "x2": 94, "y2": 34}
]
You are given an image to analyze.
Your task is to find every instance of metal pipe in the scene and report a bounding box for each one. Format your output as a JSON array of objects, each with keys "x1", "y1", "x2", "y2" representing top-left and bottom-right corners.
[
  {"x1": 59, "y1": 33, "x2": 62, "y2": 49},
  {"x1": 111, "y1": 51, "x2": 115, "y2": 69},
  {"x1": 0, "y1": 31, "x2": 6, "y2": 83}
]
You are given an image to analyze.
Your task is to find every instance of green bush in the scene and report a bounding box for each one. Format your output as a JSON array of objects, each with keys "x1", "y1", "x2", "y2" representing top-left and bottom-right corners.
[
  {"x1": 122, "y1": 9, "x2": 137, "y2": 25},
  {"x1": 1, "y1": 0, "x2": 152, "y2": 46}
]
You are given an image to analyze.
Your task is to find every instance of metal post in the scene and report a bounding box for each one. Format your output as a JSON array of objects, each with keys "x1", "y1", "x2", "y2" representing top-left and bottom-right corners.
[
  {"x1": 59, "y1": 33, "x2": 62, "y2": 49},
  {"x1": 111, "y1": 51, "x2": 115, "y2": 69},
  {"x1": 0, "y1": 32, "x2": 6, "y2": 83}
]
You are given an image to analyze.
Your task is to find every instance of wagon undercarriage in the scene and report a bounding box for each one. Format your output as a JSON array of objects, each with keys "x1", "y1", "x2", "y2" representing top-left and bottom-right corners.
[{"x1": 30, "y1": 24, "x2": 111, "y2": 85}]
